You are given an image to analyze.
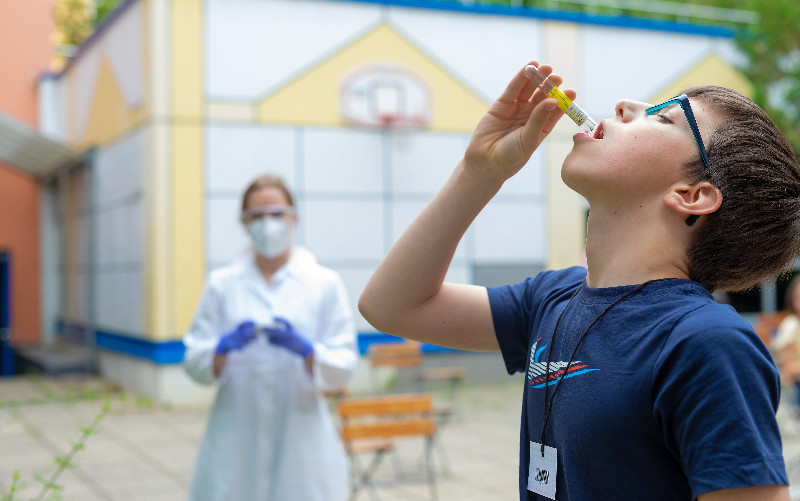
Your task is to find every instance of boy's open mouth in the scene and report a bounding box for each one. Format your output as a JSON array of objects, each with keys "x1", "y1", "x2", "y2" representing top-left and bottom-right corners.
[{"x1": 593, "y1": 121, "x2": 605, "y2": 140}]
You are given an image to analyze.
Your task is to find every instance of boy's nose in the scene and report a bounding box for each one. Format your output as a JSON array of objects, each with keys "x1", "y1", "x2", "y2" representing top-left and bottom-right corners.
[{"x1": 615, "y1": 99, "x2": 648, "y2": 122}]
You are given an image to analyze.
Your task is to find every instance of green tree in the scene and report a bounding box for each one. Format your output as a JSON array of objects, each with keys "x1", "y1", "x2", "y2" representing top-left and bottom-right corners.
[
  {"x1": 53, "y1": 0, "x2": 92, "y2": 47},
  {"x1": 472, "y1": 0, "x2": 800, "y2": 157},
  {"x1": 93, "y1": 0, "x2": 123, "y2": 26},
  {"x1": 54, "y1": 0, "x2": 124, "y2": 49},
  {"x1": 729, "y1": 0, "x2": 800, "y2": 158}
]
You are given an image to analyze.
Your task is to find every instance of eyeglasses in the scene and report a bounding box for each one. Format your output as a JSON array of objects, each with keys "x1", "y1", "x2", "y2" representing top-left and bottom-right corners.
[
  {"x1": 645, "y1": 94, "x2": 709, "y2": 227},
  {"x1": 645, "y1": 94, "x2": 708, "y2": 169},
  {"x1": 241, "y1": 204, "x2": 296, "y2": 222}
]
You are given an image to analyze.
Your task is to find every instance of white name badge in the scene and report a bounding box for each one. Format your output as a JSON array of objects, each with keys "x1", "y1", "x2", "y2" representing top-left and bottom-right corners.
[{"x1": 528, "y1": 441, "x2": 558, "y2": 500}]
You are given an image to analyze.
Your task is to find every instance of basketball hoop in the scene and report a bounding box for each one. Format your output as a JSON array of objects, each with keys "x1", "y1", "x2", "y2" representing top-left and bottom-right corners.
[
  {"x1": 380, "y1": 114, "x2": 398, "y2": 128},
  {"x1": 377, "y1": 114, "x2": 427, "y2": 130},
  {"x1": 340, "y1": 64, "x2": 432, "y2": 130}
]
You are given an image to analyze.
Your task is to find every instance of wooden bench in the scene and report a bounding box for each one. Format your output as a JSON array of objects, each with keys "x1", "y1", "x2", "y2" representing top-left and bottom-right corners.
[
  {"x1": 339, "y1": 394, "x2": 438, "y2": 500},
  {"x1": 367, "y1": 341, "x2": 465, "y2": 400},
  {"x1": 366, "y1": 340, "x2": 465, "y2": 474},
  {"x1": 753, "y1": 311, "x2": 789, "y2": 348}
]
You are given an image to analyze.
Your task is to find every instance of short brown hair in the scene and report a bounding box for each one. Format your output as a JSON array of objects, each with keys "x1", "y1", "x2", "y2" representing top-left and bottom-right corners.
[
  {"x1": 683, "y1": 86, "x2": 800, "y2": 292},
  {"x1": 240, "y1": 174, "x2": 295, "y2": 213}
]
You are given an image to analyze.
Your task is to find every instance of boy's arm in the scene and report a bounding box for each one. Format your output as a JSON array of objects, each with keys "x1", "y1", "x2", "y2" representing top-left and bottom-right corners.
[
  {"x1": 698, "y1": 485, "x2": 790, "y2": 501},
  {"x1": 358, "y1": 62, "x2": 575, "y2": 351}
]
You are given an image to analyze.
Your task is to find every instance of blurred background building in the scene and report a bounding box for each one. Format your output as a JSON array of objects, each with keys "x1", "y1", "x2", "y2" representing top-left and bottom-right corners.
[
  {"x1": 0, "y1": 0, "x2": 82, "y2": 378},
  {"x1": 0, "y1": 0, "x2": 782, "y2": 403}
]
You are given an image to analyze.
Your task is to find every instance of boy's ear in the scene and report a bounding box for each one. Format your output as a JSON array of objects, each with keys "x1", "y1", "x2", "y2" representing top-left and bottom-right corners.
[{"x1": 663, "y1": 182, "x2": 722, "y2": 219}]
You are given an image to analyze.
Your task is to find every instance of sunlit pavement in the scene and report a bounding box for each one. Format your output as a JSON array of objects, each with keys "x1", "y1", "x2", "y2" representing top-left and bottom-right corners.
[
  {"x1": 2, "y1": 374, "x2": 800, "y2": 500},
  {"x1": 0, "y1": 375, "x2": 522, "y2": 500}
]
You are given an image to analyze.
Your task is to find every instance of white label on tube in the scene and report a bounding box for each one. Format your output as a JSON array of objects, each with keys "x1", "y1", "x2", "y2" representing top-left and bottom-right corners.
[{"x1": 564, "y1": 103, "x2": 587, "y2": 126}]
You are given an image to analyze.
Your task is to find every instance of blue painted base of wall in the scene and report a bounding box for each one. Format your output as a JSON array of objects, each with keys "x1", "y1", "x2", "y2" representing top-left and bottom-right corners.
[
  {"x1": 332, "y1": 0, "x2": 735, "y2": 37},
  {"x1": 0, "y1": 251, "x2": 12, "y2": 377},
  {"x1": 1, "y1": 344, "x2": 14, "y2": 376},
  {"x1": 57, "y1": 320, "x2": 460, "y2": 365},
  {"x1": 357, "y1": 332, "x2": 460, "y2": 354}
]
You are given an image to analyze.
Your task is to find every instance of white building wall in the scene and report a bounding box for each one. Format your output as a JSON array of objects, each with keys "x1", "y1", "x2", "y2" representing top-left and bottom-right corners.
[
  {"x1": 92, "y1": 128, "x2": 146, "y2": 336},
  {"x1": 37, "y1": 0, "x2": 752, "y2": 404},
  {"x1": 580, "y1": 27, "x2": 718, "y2": 118},
  {"x1": 205, "y1": 0, "x2": 383, "y2": 100},
  {"x1": 387, "y1": 5, "x2": 545, "y2": 103},
  {"x1": 201, "y1": 0, "x2": 741, "y2": 336}
]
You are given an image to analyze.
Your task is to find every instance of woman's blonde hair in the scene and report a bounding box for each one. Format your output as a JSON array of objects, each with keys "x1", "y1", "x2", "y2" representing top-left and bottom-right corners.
[{"x1": 240, "y1": 174, "x2": 295, "y2": 213}]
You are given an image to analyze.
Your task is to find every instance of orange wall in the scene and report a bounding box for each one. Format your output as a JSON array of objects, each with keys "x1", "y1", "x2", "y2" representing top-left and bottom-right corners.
[
  {"x1": 0, "y1": 0, "x2": 55, "y2": 344},
  {"x1": 0, "y1": 169, "x2": 41, "y2": 344},
  {"x1": 0, "y1": 0, "x2": 54, "y2": 126}
]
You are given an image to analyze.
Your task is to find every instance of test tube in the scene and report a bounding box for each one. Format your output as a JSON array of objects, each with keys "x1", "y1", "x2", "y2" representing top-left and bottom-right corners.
[
  {"x1": 257, "y1": 321, "x2": 280, "y2": 337},
  {"x1": 524, "y1": 65, "x2": 597, "y2": 133}
]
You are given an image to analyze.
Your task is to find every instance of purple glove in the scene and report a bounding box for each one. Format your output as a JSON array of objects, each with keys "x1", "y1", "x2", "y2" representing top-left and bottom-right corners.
[
  {"x1": 215, "y1": 321, "x2": 257, "y2": 355},
  {"x1": 263, "y1": 317, "x2": 313, "y2": 358}
]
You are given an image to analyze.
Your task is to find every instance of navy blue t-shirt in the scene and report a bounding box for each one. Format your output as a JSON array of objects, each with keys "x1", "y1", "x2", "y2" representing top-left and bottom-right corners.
[{"x1": 488, "y1": 267, "x2": 787, "y2": 500}]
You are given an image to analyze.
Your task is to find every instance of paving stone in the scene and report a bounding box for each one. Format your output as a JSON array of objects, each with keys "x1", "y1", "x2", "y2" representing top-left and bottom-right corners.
[{"x1": 2, "y1": 374, "x2": 798, "y2": 500}]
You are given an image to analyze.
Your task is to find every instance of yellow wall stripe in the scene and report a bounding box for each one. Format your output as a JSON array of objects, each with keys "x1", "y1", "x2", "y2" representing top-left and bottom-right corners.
[
  {"x1": 144, "y1": 0, "x2": 171, "y2": 339},
  {"x1": 206, "y1": 102, "x2": 254, "y2": 122},
  {"x1": 544, "y1": 22, "x2": 585, "y2": 271},
  {"x1": 171, "y1": 125, "x2": 205, "y2": 337},
  {"x1": 170, "y1": 0, "x2": 205, "y2": 338},
  {"x1": 171, "y1": 0, "x2": 203, "y2": 118},
  {"x1": 649, "y1": 53, "x2": 753, "y2": 103}
]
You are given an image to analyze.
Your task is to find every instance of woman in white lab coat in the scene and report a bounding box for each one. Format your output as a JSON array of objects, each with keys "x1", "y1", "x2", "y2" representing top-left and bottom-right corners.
[{"x1": 183, "y1": 175, "x2": 359, "y2": 501}]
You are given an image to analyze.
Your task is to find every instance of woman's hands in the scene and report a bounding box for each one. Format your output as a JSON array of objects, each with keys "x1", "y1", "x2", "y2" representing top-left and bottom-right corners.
[
  {"x1": 463, "y1": 61, "x2": 576, "y2": 184},
  {"x1": 215, "y1": 321, "x2": 258, "y2": 356},
  {"x1": 263, "y1": 317, "x2": 314, "y2": 359}
]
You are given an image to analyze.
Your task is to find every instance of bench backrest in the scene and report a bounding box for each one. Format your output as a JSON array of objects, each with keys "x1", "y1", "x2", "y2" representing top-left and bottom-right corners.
[{"x1": 339, "y1": 394, "x2": 436, "y2": 441}]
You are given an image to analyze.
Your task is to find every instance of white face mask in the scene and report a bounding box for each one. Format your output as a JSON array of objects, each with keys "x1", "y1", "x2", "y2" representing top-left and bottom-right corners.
[{"x1": 247, "y1": 217, "x2": 293, "y2": 258}]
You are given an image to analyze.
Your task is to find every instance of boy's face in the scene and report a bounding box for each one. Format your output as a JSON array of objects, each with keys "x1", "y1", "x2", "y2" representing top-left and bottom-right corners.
[{"x1": 561, "y1": 97, "x2": 718, "y2": 208}]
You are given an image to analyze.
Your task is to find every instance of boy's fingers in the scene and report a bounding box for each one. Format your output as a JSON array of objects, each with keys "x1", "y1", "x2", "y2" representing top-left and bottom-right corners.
[
  {"x1": 546, "y1": 72, "x2": 564, "y2": 88},
  {"x1": 520, "y1": 98, "x2": 560, "y2": 148},
  {"x1": 541, "y1": 107, "x2": 565, "y2": 136},
  {"x1": 517, "y1": 79, "x2": 538, "y2": 104},
  {"x1": 519, "y1": 64, "x2": 553, "y2": 103},
  {"x1": 535, "y1": 87, "x2": 578, "y2": 135},
  {"x1": 499, "y1": 61, "x2": 541, "y2": 103},
  {"x1": 528, "y1": 71, "x2": 565, "y2": 103},
  {"x1": 497, "y1": 67, "x2": 531, "y2": 103}
]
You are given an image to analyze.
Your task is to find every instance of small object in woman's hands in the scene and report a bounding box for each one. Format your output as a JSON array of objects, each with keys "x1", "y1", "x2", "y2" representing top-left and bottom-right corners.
[{"x1": 257, "y1": 321, "x2": 280, "y2": 338}]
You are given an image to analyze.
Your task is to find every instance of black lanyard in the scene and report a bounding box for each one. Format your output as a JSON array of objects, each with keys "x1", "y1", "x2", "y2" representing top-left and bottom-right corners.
[{"x1": 539, "y1": 279, "x2": 669, "y2": 456}]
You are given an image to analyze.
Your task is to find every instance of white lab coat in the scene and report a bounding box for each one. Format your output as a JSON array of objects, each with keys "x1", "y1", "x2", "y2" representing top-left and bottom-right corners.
[{"x1": 183, "y1": 247, "x2": 358, "y2": 501}]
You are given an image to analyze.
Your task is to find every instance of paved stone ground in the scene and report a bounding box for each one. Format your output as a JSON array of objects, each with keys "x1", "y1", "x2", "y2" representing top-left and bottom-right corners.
[
  {"x1": 0, "y1": 375, "x2": 522, "y2": 500},
  {"x1": 1, "y1": 374, "x2": 800, "y2": 500}
]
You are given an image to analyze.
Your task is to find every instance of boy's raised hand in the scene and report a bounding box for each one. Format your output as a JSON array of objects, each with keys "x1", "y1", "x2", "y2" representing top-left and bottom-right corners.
[
  {"x1": 463, "y1": 62, "x2": 576, "y2": 183},
  {"x1": 359, "y1": 62, "x2": 578, "y2": 353}
]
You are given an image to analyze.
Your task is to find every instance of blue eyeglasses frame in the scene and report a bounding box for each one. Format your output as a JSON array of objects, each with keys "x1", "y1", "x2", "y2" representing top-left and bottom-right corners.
[
  {"x1": 645, "y1": 94, "x2": 709, "y2": 169},
  {"x1": 645, "y1": 94, "x2": 709, "y2": 227}
]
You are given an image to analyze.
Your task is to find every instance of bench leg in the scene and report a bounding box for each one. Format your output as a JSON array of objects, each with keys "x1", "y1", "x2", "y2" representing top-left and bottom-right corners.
[
  {"x1": 424, "y1": 436, "x2": 438, "y2": 501},
  {"x1": 349, "y1": 449, "x2": 389, "y2": 501}
]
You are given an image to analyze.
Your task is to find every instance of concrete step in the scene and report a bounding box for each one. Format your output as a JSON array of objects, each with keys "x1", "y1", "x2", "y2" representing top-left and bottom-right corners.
[{"x1": 14, "y1": 341, "x2": 95, "y2": 375}]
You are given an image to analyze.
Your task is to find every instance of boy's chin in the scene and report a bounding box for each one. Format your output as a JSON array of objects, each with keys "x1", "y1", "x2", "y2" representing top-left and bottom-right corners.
[{"x1": 560, "y1": 158, "x2": 590, "y2": 193}]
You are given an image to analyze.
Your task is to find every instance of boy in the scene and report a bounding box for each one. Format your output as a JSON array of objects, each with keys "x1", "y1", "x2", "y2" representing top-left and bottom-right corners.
[{"x1": 359, "y1": 62, "x2": 800, "y2": 500}]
